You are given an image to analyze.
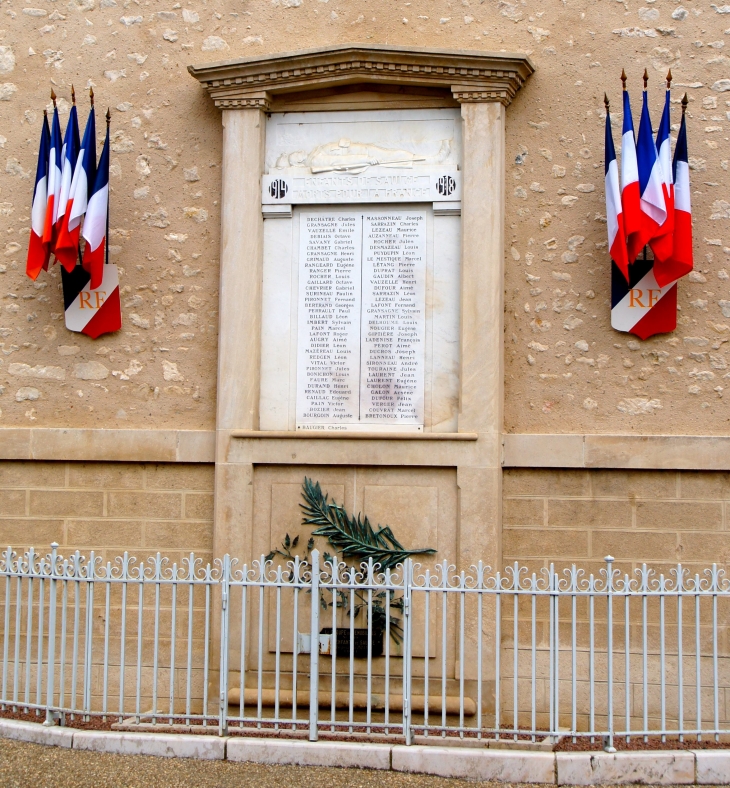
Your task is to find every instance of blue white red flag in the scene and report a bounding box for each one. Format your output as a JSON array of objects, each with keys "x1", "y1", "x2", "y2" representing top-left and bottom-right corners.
[
  {"x1": 55, "y1": 100, "x2": 96, "y2": 272},
  {"x1": 26, "y1": 111, "x2": 51, "y2": 280},
  {"x1": 604, "y1": 97, "x2": 629, "y2": 281},
  {"x1": 650, "y1": 78, "x2": 674, "y2": 271},
  {"x1": 82, "y1": 112, "x2": 109, "y2": 290},
  {"x1": 55, "y1": 92, "x2": 80, "y2": 262},
  {"x1": 633, "y1": 78, "x2": 667, "y2": 259},
  {"x1": 661, "y1": 95, "x2": 693, "y2": 284},
  {"x1": 42, "y1": 96, "x2": 63, "y2": 251},
  {"x1": 620, "y1": 80, "x2": 642, "y2": 263}
]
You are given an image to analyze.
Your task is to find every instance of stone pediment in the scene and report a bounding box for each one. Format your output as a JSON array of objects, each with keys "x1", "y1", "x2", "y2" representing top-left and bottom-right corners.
[{"x1": 188, "y1": 43, "x2": 534, "y2": 109}]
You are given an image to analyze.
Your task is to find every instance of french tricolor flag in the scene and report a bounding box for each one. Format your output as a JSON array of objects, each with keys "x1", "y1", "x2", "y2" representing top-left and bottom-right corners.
[
  {"x1": 634, "y1": 75, "x2": 668, "y2": 257},
  {"x1": 42, "y1": 95, "x2": 63, "y2": 252},
  {"x1": 54, "y1": 90, "x2": 80, "y2": 268},
  {"x1": 664, "y1": 94, "x2": 693, "y2": 284},
  {"x1": 55, "y1": 102, "x2": 96, "y2": 272},
  {"x1": 604, "y1": 95, "x2": 629, "y2": 281},
  {"x1": 620, "y1": 79, "x2": 642, "y2": 264},
  {"x1": 650, "y1": 76, "x2": 675, "y2": 273},
  {"x1": 26, "y1": 111, "x2": 51, "y2": 280},
  {"x1": 82, "y1": 112, "x2": 110, "y2": 290}
]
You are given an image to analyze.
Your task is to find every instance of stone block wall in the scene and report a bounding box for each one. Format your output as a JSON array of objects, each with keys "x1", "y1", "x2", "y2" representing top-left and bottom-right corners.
[
  {"x1": 502, "y1": 467, "x2": 730, "y2": 732},
  {"x1": 503, "y1": 468, "x2": 730, "y2": 572},
  {"x1": 0, "y1": 461, "x2": 215, "y2": 563}
]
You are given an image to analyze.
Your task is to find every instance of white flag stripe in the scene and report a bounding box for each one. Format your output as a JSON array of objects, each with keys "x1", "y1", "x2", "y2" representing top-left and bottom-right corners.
[
  {"x1": 621, "y1": 129, "x2": 639, "y2": 184},
  {"x1": 82, "y1": 183, "x2": 108, "y2": 251},
  {"x1": 58, "y1": 153, "x2": 74, "y2": 222},
  {"x1": 611, "y1": 267, "x2": 677, "y2": 332},
  {"x1": 640, "y1": 159, "x2": 667, "y2": 225},
  {"x1": 47, "y1": 143, "x2": 62, "y2": 224},
  {"x1": 67, "y1": 149, "x2": 89, "y2": 224},
  {"x1": 675, "y1": 160, "x2": 690, "y2": 213},
  {"x1": 606, "y1": 159, "x2": 621, "y2": 248},
  {"x1": 658, "y1": 137, "x2": 672, "y2": 190},
  {"x1": 30, "y1": 177, "x2": 47, "y2": 236}
]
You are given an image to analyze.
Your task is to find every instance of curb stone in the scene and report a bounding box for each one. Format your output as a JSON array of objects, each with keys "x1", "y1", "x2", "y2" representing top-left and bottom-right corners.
[
  {"x1": 72, "y1": 730, "x2": 227, "y2": 760},
  {"x1": 227, "y1": 737, "x2": 392, "y2": 769},
  {"x1": 392, "y1": 745, "x2": 556, "y2": 783},
  {"x1": 555, "y1": 751, "x2": 696, "y2": 785},
  {"x1": 1, "y1": 719, "x2": 730, "y2": 783},
  {"x1": 0, "y1": 719, "x2": 74, "y2": 748}
]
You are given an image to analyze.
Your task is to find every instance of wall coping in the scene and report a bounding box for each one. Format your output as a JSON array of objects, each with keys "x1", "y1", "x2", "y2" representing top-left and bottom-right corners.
[
  {"x1": 188, "y1": 44, "x2": 535, "y2": 108},
  {"x1": 0, "y1": 429, "x2": 215, "y2": 463},
  {"x1": 503, "y1": 433, "x2": 730, "y2": 471},
  {"x1": 1, "y1": 429, "x2": 729, "y2": 470}
]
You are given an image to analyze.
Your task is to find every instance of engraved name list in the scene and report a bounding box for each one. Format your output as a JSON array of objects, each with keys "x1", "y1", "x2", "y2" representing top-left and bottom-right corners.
[{"x1": 296, "y1": 209, "x2": 426, "y2": 431}]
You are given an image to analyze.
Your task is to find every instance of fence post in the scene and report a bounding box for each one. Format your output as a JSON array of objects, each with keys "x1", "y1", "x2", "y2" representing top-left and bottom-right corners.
[
  {"x1": 219, "y1": 554, "x2": 230, "y2": 737},
  {"x1": 402, "y1": 558, "x2": 413, "y2": 745},
  {"x1": 44, "y1": 543, "x2": 58, "y2": 726},
  {"x1": 309, "y1": 549, "x2": 320, "y2": 742},
  {"x1": 604, "y1": 555, "x2": 616, "y2": 753}
]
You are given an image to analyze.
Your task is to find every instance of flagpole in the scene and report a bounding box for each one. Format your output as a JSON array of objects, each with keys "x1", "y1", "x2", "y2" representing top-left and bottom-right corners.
[{"x1": 105, "y1": 108, "x2": 110, "y2": 269}]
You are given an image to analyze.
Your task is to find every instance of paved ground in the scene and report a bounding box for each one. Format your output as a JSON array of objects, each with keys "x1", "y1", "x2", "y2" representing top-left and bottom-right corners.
[{"x1": 0, "y1": 738, "x2": 510, "y2": 788}]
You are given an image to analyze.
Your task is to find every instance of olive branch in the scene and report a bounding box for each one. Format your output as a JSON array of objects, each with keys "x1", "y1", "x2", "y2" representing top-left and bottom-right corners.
[{"x1": 300, "y1": 476, "x2": 436, "y2": 571}]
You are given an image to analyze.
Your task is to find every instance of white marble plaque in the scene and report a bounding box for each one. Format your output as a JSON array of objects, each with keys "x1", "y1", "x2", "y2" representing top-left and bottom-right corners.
[
  {"x1": 296, "y1": 209, "x2": 426, "y2": 430},
  {"x1": 360, "y1": 212, "x2": 426, "y2": 424},
  {"x1": 296, "y1": 212, "x2": 362, "y2": 425}
]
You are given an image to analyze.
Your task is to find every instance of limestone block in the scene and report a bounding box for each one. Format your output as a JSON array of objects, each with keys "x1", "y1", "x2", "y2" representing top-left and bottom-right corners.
[
  {"x1": 392, "y1": 745, "x2": 555, "y2": 783},
  {"x1": 548, "y1": 498, "x2": 632, "y2": 529},
  {"x1": 636, "y1": 500, "x2": 723, "y2": 531},
  {"x1": 72, "y1": 731, "x2": 225, "y2": 760},
  {"x1": 29, "y1": 489, "x2": 104, "y2": 517},
  {"x1": 556, "y1": 751, "x2": 694, "y2": 785},
  {"x1": 228, "y1": 738, "x2": 391, "y2": 769},
  {"x1": 694, "y1": 750, "x2": 730, "y2": 784},
  {"x1": 108, "y1": 491, "x2": 182, "y2": 519},
  {"x1": 503, "y1": 468, "x2": 591, "y2": 497}
]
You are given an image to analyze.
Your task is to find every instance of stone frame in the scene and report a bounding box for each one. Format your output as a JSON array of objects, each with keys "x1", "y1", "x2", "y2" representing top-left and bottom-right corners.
[{"x1": 189, "y1": 44, "x2": 534, "y2": 588}]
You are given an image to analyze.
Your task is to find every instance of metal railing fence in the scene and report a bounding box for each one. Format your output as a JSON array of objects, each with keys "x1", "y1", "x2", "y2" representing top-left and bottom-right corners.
[{"x1": 1, "y1": 544, "x2": 730, "y2": 749}]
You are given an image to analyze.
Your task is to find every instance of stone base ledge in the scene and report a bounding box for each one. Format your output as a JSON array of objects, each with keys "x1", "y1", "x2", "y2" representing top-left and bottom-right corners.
[
  {"x1": 2, "y1": 719, "x2": 730, "y2": 783},
  {"x1": 2, "y1": 429, "x2": 730, "y2": 470},
  {"x1": 503, "y1": 434, "x2": 730, "y2": 471},
  {"x1": 0, "y1": 429, "x2": 215, "y2": 463}
]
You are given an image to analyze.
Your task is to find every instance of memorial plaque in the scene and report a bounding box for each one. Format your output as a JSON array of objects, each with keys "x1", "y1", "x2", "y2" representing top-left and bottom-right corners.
[
  {"x1": 360, "y1": 212, "x2": 426, "y2": 424},
  {"x1": 296, "y1": 209, "x2": 426, "y2": 430},
  {"x1": 296, "y1": 212, "x2": 362, "y2": 425}
]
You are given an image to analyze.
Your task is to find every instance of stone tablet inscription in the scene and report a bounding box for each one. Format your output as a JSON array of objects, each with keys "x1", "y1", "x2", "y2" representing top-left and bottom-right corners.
[
  {"x1": 296, "y1": 213, "x2": 362, "y2": 424},
  {"x1": 360, "y1": 213, "x2": 426, "y2": 423},
  {"x1": 296, "y1": 209, "x2": 426, "y2": 430}
]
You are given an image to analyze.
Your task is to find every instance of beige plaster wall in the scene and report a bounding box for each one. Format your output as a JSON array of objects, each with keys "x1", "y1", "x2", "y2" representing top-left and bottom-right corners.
[
  {"x1": 0, "y1": 460, "x2": 214, "y2": 561},
  {"x1": 0, "y1": 0, "x2": 728, "y2": 435}
]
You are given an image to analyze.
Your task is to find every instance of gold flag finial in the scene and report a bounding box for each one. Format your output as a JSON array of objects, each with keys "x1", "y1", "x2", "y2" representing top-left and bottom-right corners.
[
  {"x1": 89, "y1": 86, "x2": 94, "y2": 107},
  {"x1": 666, "y1": 69, "x2": 672, "y2": 89},
  {"x1": 106, "y1": 107, "x2": 111, "y2": 125},
  {"x1": 71, "y1": 84, "x2": 76, "y2": 105},
  {"x1": 682, "y1": 93, "x2": 689, "y2": 115},
  {"x1": 621, "y1": 69, "x2": 627, "y2": 90},
  {"x1": 50, "y1": 88, "x2": 56, "y2": 107},
  {"x1": 643, "y1": 68, "x2": 649, "y2": 90},
  {"x1": 604, "y1": 92, "x2": 610, "y2": 113}
]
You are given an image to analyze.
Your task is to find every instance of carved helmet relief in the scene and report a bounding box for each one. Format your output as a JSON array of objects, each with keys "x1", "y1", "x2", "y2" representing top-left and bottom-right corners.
[{"x1": 274, "y1": 137, "x2": 452, "y2": 174}]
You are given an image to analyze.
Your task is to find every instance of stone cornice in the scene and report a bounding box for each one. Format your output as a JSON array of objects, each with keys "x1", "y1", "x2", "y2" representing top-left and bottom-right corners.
[{"x1": 188, "y1": 44, "x2": 534, "y2": 108}]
